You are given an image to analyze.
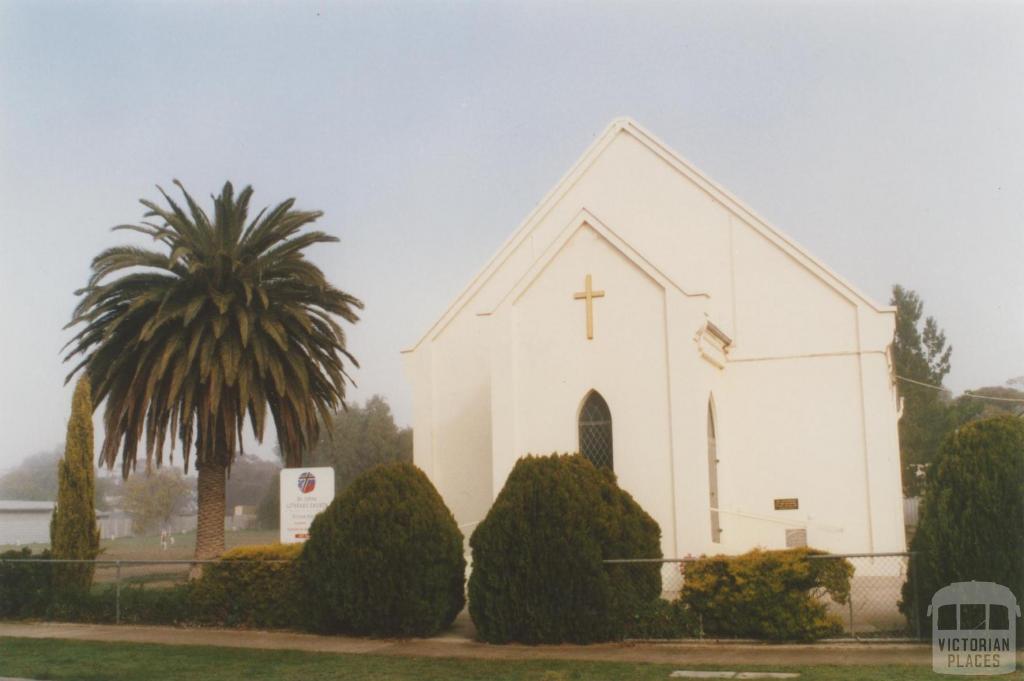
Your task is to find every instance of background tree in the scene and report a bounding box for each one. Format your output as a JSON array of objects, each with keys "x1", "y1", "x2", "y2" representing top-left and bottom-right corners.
[
  {"x1": 304, "y1": 395, "x2": 412, "y2": 493},
  {"x1": 256, "y1": 477, "x2": 280, "y2": 530},
  {"x1": 890, "y1": 285, "x2": 953, "y2": 495},
  {"x1": 224, "y1": 456, "x2": 281, "y2": 512},
  {"x1": 254, "y1": 393, "x2": 407, "y2": 532},
  {"x1": 948, "y1": 381, "x2": 1024, "y2": 425},
  {"x1": 0, "y1": 449, "x2": 117, "y2": 510},
  {"x1": 50, "y1": 376, "x2": 101, "y2": 597},
  {"x1": 63, "y1": 182, "x2": 362, "y2": 560},
  {"x1": 0, "y1": 448, "x2": 63, "y2": 502},
  {"x1": 122, "y1": 468, "x2": 194, "y2": 534},
  {"x1": 900, "y1": 416, "x2": 1024, "y2": 638},
  {"x1": 257, "y1": 396, "x2": 410, "y2": 530}
]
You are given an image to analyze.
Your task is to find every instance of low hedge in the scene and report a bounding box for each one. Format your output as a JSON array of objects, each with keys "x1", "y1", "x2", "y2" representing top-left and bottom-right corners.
[
  {"x1": 190, "y1": 543, "x2": 303, "y2": 629},
  {"x1": 50, "y1": 584, "x2": 191, "y2": 625},
  {"x1": 680, "y1": 547, "x2": 852, "y2": 641},
  {"x1": 0, "y1": 544, "x2": 301, "y2": 628},
  {"x1": 0, "y1": 548, "x2": 52, "y2": 618},
  {"x1": 623, "y1": 598, "x2": 699, "y2": 640},
  {"x1": 298, "y1": 462, "x2": 466, "y2": 636},
  {"x1": 468, "y1": 454, "x2": 663, "y2": 644}
]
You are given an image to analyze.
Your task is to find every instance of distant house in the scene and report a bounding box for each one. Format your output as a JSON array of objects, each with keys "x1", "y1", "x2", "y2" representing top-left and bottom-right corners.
[
  {"x1": 0, "y1": 500, "x2": 54, "y2": 546},
  {"x1": 0, "y1": 501, "x2": 140, "y2": 545},
  {"x1": 97, "y1": 509, "x2": 133, "y2": 540}
]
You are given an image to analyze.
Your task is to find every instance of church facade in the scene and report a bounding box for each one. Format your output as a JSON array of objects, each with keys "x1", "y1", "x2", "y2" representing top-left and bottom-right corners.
[{"x1": 402, "y1": 118, "x2": 906, "y2": 559}]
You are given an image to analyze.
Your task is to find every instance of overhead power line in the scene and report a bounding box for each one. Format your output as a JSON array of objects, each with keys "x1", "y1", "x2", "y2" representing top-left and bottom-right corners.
[{"x1": 895, "y1": 375, "x2": 1024, "y2": 404}]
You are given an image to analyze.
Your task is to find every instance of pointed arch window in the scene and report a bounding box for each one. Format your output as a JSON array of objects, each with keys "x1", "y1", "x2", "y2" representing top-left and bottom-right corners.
[
  {"x1": 707, "y1": 400, "x2": 722, "y2": 543},
  {"x1": 578, "y1": 391, "x2": 613, "y2": 470}
]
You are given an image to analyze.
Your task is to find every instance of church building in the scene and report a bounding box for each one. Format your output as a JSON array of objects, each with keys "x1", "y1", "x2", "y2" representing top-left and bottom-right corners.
[{"x1": 402, "y1": 118, "x2": 906, "y2": 559}]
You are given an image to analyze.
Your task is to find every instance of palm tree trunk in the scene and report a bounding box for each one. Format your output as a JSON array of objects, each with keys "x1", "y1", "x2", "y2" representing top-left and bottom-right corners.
[{"x1": 194, "y1": 460, "x2": 226, "y2": 564}]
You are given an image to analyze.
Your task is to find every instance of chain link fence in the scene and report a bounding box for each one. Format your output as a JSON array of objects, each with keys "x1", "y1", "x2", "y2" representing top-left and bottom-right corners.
[
  {"x1": 811, "y1": 553, "x2": 921, "y2": 640},
  {"x1": 605, "y1": 552, "x2": 923, "y2": 641},
  {"x1": 0, "y1": 557, "x2": 290, "y2": 624},
  {"x1": 3, "y1": 552, "x2": 923, "y2": 640}
]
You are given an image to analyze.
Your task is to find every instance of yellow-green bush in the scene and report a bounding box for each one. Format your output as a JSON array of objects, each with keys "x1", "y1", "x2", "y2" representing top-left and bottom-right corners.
[
  {"x1": 190, "y1": 543, "x2": 302, "y2": 629},
  {"x1": 680, "y1": 548, "x2": 852, "y2": 641}
]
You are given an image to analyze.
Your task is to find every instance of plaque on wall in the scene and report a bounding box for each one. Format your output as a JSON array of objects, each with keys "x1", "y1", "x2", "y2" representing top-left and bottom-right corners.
[{"x1": 774, "y1": 498, "x2": 799, "y2": 511}]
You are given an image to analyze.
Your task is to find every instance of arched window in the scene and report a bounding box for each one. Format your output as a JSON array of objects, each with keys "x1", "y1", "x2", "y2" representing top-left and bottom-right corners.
[
  {"x1": 578, "y1": 391, "x2": 613, "y2": 470},
  {"x1": 707, "y1": 400, "x2": 721, "y2": 543}
]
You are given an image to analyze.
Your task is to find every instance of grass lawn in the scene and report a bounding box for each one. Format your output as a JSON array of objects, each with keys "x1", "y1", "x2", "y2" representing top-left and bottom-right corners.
[
  {"x1": 1, "y1": 638, "x2": 1013, "y2": 681},
  {"x1": 1, "y1": 528, "x2": 280, "y2": 561},
  {"x1": 2, "y1": 529, "x2": 281, "y2": 587}
]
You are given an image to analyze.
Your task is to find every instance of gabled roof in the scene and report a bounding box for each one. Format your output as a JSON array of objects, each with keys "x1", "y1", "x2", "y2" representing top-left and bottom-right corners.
[
  {"x1": 404, "y1": 117, "x2": 893, "y2": 353},
  {"x1": 491, "y1": 208, "x2": 708, "y2": 314}
]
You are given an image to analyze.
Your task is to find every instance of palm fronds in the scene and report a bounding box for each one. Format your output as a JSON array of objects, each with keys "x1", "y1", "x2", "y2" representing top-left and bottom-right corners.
[{"x1": 64, "y1": 182, "x2": 362, "y2": 476}]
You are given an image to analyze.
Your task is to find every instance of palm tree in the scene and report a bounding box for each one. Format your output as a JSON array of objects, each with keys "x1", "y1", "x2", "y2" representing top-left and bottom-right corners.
[{"x1": 64, "y1": 181, "x2": 362, "y2": 560}]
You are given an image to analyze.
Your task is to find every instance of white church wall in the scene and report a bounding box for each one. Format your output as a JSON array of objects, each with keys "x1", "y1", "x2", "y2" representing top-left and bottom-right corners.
[
  {"x1": 664, "y1": 297, "x2": 728, "y2": 558},
  {"x1": 404, "y1": 118, "x2": 905, "y2": 560},
  {"x1": 405, "y1": 310, "x2": 494, "y2": 529},
  {"x1": 716, "y1": 354, "x2": 880, "y2": 554},
  {"x1": 855, "y1": 343, "x2": 908, "y2": 553},
  {"x1": 404, "y1": 344, "x2": 435, "y2": 478},
  {"x1": 730, "y1": 223, "x2": 860, "y2": 358},
  {"x1": 501, "y1": 224, "x2": 679, "y2": 560}
]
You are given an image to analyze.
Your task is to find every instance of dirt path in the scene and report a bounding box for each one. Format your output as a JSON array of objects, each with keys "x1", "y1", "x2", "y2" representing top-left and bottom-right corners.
[{"x1": 0, "y1": 621, "x2": 948, "y2": 667}]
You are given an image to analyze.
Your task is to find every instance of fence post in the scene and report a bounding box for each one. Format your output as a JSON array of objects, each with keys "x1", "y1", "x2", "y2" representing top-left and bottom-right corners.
[
  {"x1": 911, "y1": 554, "x2": 922, "y2": 640},
  {"x1": 115, "y1": 560, "x2": 121, "y2": 625},
  {"x1": 848, "y1": 594, "x2": 855, "y2": 639}
]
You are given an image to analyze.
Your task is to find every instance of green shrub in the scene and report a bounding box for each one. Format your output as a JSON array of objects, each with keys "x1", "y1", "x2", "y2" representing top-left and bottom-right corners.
[
  {"x1": 680, "y1": 548, "x2": 852, "y2": 641},
  {"x1": 50, "y1": 584, "x2": 190, "y2": 625},
  {"x1": 468, "y1": 454, "x2": 662, "y2": 644},
  {"x1": 0, "y1": 548, "x2": 52, "y2": 618},
  {"x1": 901, "y1": 416, "x2": 1024, "y2": 640},
  {"x1": 190, "y1": 543, "x2": 303, "y2": 629},
  {"x1": 298, "y1": 462, "x2": 465, "y2": 636},
  {"x1": 623, "y1": 597, "x2": 699, "y2": 640},
  {"x1": 117, "y1": 584, "x2": 191, "y2": 625}
]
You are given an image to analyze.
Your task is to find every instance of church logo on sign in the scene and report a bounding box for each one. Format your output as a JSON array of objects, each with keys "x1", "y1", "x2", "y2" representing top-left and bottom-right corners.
[{"x1": 297, "y1": 471, "x2": 316, "y2": 494}]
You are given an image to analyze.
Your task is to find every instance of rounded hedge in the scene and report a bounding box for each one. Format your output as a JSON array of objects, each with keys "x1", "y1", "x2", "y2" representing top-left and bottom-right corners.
[
  {"x1": 298, "y1": 462, "x2": 466, "y2": 636},
  {"x1": 901, "y1": 416, "x2": 1024, "y2": 637},
  {"x1": 468, "y1": 453, "x2": 662, "y2": 644}
]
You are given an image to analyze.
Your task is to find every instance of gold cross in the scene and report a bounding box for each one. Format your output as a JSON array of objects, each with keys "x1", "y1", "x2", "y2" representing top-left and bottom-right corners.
[{"x1": 573, "y1": 274, "x2": 605, "y2": 340}]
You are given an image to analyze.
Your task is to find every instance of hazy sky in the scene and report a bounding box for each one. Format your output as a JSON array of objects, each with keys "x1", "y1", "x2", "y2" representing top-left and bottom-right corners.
[{"x1": 1, "y1": 1, "x2": 1021, "y2": 471}]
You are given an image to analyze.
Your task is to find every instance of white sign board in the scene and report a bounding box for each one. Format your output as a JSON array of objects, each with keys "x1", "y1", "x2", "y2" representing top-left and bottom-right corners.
[{"x1": 279, "y1": 467, "x2": 335, "y2": 544}]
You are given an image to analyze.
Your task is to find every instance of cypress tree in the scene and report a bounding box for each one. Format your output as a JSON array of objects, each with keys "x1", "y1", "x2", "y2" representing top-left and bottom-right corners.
[
  {"x1": 900, "y1": 416, "x2": 1024, "y2": 639},
  {"x1": 50, "y1": 376, "x2": 101, "y2": 596}
]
